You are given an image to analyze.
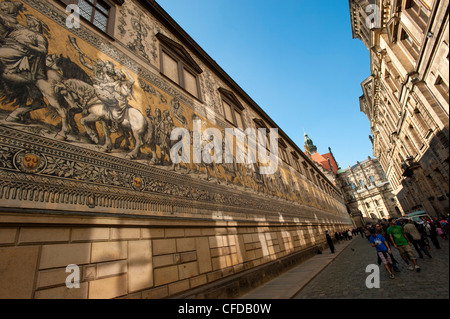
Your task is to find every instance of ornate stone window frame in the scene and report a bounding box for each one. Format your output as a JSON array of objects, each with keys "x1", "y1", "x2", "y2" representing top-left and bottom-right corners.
[
  {"x1": 156, "y1": 33, "x2": 203, "y2": 101},
  {"x1": 58, "y1": 0, "x2": 122, "y2": 38},
  {"x1": 279, "y1": 139, "x2": 290, "y2": 165},
  {"x1": 291, "y1": 151, "x2": 302, "y2": 173},
  {"x1": 218, "y1": 88, "x2": 245, "y2": 130},
  {"x1": 253, "y1": 118, "x2": 271, "y2": 152},
  {"x1": 399, "y1": 26, "x2": 420, "y2": 61},
  {"x1": 404, "y1": 0, "x2": 430, "y2": 33}
]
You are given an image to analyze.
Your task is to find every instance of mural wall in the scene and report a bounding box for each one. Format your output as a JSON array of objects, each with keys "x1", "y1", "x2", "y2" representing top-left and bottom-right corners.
[
  {"x1": 0, "y1": 0, "x2": 348, "y2": 223},
  {"x1": 0, "y1": 0, "x2": 354, "y2": 300}
]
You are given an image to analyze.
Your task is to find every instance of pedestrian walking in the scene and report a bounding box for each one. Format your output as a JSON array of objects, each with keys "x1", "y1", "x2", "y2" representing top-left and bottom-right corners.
[
  {"x1": 364, "y1": 227, "x2": 371, "y2": 241},
  {"x1": 403, "y1": 219, "x2": 432, "y2": 259},
  {"x1": 416, "y1": 221, "x2": 432, "y2": 251},
  {"x1": 426, "y1": 220, "x2": 441, "y2": 249},
  {"x1": 375, "y1": 223, "x2": 400, "y2": 272},
  {"x1": 343, "y1": 230, "x2": 348, "y2": 241},
  {"x1": 434, "y1": 218, "x2": 448, "y2": 240},
  {"x1": 334, "y1": 231, "x2": 340, "y2": 242},
  {"x1": 369, "y1": 228, "x2": 395, "y2": 279},
  {"x1": 326, "y1": 230, "x2": 335, "y2": 254},
  {"x1": 347, "y1": 230, "x2": 353, "y2": 240},
  {"x1": 387, "y1": 218, "x2": 421, "y2": 272}
]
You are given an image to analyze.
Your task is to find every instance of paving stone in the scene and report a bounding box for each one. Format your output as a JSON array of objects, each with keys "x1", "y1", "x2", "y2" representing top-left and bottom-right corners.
[
  {"x1": 294, "y1": 236, "x2": 449, "y2": 299},
  {"x1": 241, "y1": 235, "x2": 449, "y2": 299}
]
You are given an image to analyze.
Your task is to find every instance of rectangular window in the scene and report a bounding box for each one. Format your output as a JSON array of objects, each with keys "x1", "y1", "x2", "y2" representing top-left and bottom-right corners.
[
  {"x1": 401, "y1": 28, "x2": 420, "y2": 60},
  {"x1": 294, "y1": 159, "x2": 301, "y2": 172},
  {"x1": 223, "y1": 100, "x2": 234, "y2": 123},
  {"x1": 435, "y1": 76, "x2": 449, "y2": 103},
  {"x1": 303, "y1": 162, "x2": 311, "y2": 181},
  {"x1": 235, "y1": 112, "x2": 244, "y2": 130},
  {"x1": 184, "y1": 68, "x2": 199, "y2": 98},
  {"x1": 292, "y1": 153, "x2": 302, "y2": 173},
  {"x1": 310, "y1": 169, "x2": 316, "y2": 184},
  {"x1": 74, "y1": 0, "x2": 112, "y2": 35},
  {"x1": 222, "y1": 99, "x2": 244, "y2": 130},
  {"x1": 406, "y1": 0, "x2": 429, "y2": 31},
  {"x1": 158, "y1": 36, "x2": 202, "y2": 100},
  {"x1": 162, "y1": 51, "x2": 179, "y2": 84},
  {"x1": 280, "y1": 146, "x2": 290, "y2": 164}
]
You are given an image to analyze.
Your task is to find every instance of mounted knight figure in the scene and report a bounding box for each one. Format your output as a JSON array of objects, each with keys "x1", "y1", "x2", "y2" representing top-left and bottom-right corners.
[
  {"x1": 0, "y1": 10, "x2": 49, "y2": 123},
  {"x1": 0, "y1": 7, "x2": 97, "y2": 141},
  {"x1": 54, "y1": 36, "x2": 155, "y2": 159}
]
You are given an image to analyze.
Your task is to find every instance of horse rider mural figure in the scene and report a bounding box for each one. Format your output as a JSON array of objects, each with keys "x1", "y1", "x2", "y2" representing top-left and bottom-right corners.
[{"x1": 0, "y1": 8, "x2": 50, "y2": 123}]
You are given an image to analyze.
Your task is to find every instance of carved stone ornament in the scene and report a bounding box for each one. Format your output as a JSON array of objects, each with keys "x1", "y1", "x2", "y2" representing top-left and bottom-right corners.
[
  {"x1": 13, "y1": 150, "x2": 47, "y2": 174},
  {"x1": 131, "y1": 175, "x2": 145, "y2": 191}
]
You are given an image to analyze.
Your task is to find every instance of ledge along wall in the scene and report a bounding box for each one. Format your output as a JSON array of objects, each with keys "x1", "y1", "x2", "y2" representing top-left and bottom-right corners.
[{"x1": 0, "y1": 0, "x2": 352, "y2": 298}]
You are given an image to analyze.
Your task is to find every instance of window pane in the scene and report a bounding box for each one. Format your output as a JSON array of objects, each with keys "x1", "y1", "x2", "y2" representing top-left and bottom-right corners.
[
  {"x1": 409, "y1": 0, "x2": 420, "y2": 13},
  {"x1": 419, "y1": 9, "x2": 429, "y2": 24},
  {"x1": 223, "y1": 100, "x2": 233, "y2": 123},
  {"x1": 93, "y1": 10, "x2": 107, "y2": 31},
  {"x1": 282, "y1": 148, "x2": 289, "y2": 164},
  {"x1": 235, "y1": 111, "x2": 244, "y2": 129},
  {"x1": 162, "y1": 52, "x2": 179, "y2": 84},
  {"x1": 79, "y1": 0, "x2": 93, "y2": 21},
  {"x1": 184, "y1": 69, "x2": 198, "y2": 98},
  {"x1": 95, "y1": 0, "x2": 109, "y2": 15},
  {"x1": 402, "y1": 29, "x2": 412, "y2": 44}
]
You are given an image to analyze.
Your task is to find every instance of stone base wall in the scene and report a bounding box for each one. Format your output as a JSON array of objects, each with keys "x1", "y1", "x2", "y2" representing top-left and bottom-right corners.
[{"x1": 0, "y1": 210, "x2": 349, "y2": 299}]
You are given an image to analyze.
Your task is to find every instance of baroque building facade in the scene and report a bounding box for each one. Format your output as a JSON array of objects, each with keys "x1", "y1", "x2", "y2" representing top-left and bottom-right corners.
[
  {"x1": 337, "y1": 157, "x2": 404, "y2": 227},
  {"x1": 349, "y1": 0, "x2": 449, "y2": 217},
  {"x1": 0, "y1": 0, "x2": 351, "y2": 298},
  {"x1": 303, "y1": 133, "x2": 340, "y2": 186}
]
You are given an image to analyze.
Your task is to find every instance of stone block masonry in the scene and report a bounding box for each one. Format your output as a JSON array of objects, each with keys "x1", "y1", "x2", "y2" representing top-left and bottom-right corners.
[{"x1": 0, "y1": 212, "x2": 348, "y2": 299}]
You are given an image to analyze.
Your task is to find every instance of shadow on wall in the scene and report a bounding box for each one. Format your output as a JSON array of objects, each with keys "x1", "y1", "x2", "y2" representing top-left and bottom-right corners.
[
  {"x1": 398, "y1": 127, "x2": 449, "y2": 217},
  {"x1": 0, "y1": 211, "x2": 351, "y2": 299}
]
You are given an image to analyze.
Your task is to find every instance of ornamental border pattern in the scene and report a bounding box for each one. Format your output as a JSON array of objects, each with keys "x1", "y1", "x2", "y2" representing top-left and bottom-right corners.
[{"x1": 0, "y1": 125, "x2": 346, "y2": 223}]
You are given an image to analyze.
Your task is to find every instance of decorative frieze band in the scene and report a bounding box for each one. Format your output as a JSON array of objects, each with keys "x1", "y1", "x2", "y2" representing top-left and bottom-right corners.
[{"x1": 0, "y1": 125, "x2": 347, "y2": 223}]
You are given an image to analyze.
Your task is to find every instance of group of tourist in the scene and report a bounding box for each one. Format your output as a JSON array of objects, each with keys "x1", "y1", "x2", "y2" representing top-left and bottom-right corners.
[
  {"x1": 334, "y1": 229, "x2": 358, "y2": 242},
  {"x1": 365, "y1": 216, "x2": 449, "y2": 279}
]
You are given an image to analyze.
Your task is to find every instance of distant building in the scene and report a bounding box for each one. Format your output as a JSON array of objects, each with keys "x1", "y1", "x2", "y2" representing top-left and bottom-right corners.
[
  {"x1": 303, "y1": 133, "x2": 340, "y2": 185},
  {"x1": 337, "y1": 157, "x2": 404, "y2": 227},
  {"x1": 349, "y1": 0, "x2": 449, "y2": 217}
]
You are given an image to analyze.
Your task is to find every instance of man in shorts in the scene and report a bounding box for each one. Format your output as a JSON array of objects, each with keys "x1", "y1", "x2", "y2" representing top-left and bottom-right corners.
[
  {"x1": 369, "y1": 228, "x2": 395, "y2": 279},
  {"x1": 387, "y1": 218, "x2": 421, "y2": 272},
  {"x1": 375, "y1": 223, "x2": 400, "y2": 272}
]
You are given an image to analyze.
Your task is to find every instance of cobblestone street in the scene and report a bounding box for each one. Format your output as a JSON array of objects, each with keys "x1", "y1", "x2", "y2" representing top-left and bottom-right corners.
[{"x1": 294, "y1": 235, "x2": 449, "y2": 299}]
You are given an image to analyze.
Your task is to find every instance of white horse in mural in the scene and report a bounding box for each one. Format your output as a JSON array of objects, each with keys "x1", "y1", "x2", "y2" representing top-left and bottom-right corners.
[{"x1": 55, "y1": 78, "x2": 155, "y2": 159}]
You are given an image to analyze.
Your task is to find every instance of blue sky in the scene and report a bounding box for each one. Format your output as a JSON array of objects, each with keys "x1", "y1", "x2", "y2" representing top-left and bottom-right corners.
[{"x1": 156, "y1": 0, "x2": 373, "y2": 169}]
